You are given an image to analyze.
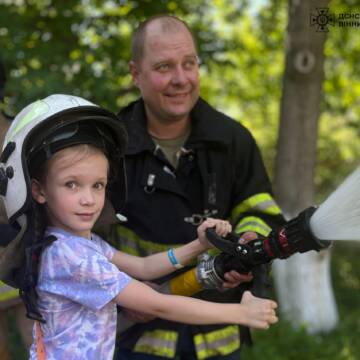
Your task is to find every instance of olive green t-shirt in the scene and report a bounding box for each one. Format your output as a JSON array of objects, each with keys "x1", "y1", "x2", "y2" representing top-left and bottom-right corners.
[{"x1": 152, "y1": 130, "x2": 190, "y2": 169}]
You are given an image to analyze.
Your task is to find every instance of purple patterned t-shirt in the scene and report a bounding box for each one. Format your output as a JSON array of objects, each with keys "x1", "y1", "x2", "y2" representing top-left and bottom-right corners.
[{"x1": 29, "y1": 227, "x2": 131, "y2": 360}]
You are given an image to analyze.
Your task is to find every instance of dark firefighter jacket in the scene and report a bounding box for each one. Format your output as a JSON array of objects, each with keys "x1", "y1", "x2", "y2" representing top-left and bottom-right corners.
[{"x1": 109, "y1": 97, "x2": 284, "y2": 359}]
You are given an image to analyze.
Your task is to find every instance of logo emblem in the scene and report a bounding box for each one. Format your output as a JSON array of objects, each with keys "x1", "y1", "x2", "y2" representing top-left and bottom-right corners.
[{"x1": 310, "y1": 8, "x2": 335, "y2": 32}]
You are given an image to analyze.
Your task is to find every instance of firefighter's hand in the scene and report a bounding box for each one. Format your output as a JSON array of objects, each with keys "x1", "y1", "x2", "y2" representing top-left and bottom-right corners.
[
  {"x1": 220, "y1": 231, "x2": 256, "y2": 288},
  {"x1": 238, "y1": 231, "x2": 258, "y2": 244},
  {"x1": 222, "y1": 270, "x2": 253, "y2": 289},
  {"x1": 197, "y1": 218, "x2": 232, "y2": 248}
]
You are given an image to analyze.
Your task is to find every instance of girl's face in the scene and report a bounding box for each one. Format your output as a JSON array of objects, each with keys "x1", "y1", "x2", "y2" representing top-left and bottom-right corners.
[{"x1": 31, "y1": 146, "x2": 109, "y2": 239}]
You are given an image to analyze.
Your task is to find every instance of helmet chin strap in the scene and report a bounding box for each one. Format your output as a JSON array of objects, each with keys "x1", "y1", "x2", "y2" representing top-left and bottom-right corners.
[
  {"x1": 21, "y1": 228, "x2": 57, "y2": 323},
  {"x1": 0, "y1": 214, "x2": 27, "y2": 284}
]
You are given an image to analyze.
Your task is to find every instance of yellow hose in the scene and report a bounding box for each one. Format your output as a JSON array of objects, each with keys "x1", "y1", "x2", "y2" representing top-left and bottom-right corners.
[{"x1": 169, "y1": 268, "x2": 203, "y2": 296}]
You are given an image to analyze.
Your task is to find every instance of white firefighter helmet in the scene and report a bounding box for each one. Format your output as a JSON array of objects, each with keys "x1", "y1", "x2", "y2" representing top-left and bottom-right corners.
[{"x1": 0, "y1": 93, "x2": 127, "y2": 227}]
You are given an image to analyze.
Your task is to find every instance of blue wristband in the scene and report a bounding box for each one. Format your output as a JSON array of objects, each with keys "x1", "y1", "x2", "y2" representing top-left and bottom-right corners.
[{"x1": 167, "y1": 248, "x2": 184, "y2": 269}]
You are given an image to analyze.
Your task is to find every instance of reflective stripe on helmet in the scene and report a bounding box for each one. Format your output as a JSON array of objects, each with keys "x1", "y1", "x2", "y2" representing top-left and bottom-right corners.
[{"x1": 7, "y1": 100, "x2": 49, "y2": 142}]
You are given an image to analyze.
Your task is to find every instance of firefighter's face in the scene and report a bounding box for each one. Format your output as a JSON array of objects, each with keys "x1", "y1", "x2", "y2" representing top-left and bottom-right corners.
[{"x1": 130, "y1": 21, "x2": 200, "y2": 125}]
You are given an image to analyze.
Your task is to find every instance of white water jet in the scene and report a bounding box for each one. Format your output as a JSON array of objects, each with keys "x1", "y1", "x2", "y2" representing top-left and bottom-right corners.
[{"x1": 310, "y1": 165, "x2": 360, "y2": 241}]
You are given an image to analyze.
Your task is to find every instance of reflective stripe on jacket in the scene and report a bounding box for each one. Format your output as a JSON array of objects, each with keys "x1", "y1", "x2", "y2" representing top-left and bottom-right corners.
[{"x1": 0, "y1": 281, "x2": 18, "y2": 302}]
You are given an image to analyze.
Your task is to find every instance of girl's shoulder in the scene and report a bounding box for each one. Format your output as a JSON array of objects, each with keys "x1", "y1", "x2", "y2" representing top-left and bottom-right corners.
[
  {"x1": 90, "y1": 233, "x2": 115, "y2": 260},
  {"x1": 43, "y1": 228, "x2": 113, "y2": 261},
  {"x1": 42, "y1": 233, "x2": 81, "y2": 267}
]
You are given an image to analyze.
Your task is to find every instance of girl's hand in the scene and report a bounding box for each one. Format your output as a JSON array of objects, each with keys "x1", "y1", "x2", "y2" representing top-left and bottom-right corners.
[
  {"x1": 197, "y1": 218, "x2": 232, "y2": 248},
  {"x1": 240, "y1": 291, "x2": 278, "y2": 329}
]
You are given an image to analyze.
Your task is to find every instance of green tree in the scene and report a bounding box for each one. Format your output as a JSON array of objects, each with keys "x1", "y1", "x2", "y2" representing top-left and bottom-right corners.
[{"x1": 0, "y1": 0, "x2": 229, "y2": 111}]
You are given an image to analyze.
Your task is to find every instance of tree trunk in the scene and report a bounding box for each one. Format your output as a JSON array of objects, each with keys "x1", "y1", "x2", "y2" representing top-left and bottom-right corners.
[{"x1": 272, "y1": 0, "x2": 338, "y2": 333}]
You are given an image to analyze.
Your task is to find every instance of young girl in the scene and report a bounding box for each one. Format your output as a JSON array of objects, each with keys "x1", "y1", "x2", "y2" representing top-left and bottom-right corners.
[{"x1": 0, "y1": 95, "x2": 278, "y2": 360}]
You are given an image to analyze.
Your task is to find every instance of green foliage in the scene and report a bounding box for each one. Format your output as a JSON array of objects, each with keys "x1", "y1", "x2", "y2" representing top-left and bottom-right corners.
[
  {"x1": 199, "y1": 0, "x2": 287, "y2": 178},
  {"x1": 0, "y1": 0, "x2": 229, "y2": 112},
  {"x1": 1, "y1": 0, "x2": 359, "y2": 197}
]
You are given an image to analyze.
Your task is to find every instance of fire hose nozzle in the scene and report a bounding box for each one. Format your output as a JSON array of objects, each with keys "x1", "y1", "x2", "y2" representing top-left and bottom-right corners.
[{"x1": 204, "y1": 206, "x2": 333, "y2": 280}]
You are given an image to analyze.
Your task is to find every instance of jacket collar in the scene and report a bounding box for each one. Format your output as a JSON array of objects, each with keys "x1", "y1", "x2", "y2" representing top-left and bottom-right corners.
[
  {"x1": 122, "y1": 97, "x2": 231, "y2": 155},
  {"x1": 188, "y1": 98, "x2": 232, "y2": 146}
]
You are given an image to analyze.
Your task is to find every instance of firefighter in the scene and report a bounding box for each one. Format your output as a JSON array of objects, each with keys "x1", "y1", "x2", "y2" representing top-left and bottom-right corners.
[{"x1": 109, "y1": 15, "x2": 284, "y2": 360}]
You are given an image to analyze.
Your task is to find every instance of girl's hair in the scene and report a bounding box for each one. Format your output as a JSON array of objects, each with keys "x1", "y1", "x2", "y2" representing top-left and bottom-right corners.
[
  {"x1": 28, "y1": 122, "x2": 120, "y2": 188},
  {"x1": 31, "y1": 143, "x2": 109, "y2": 183}
]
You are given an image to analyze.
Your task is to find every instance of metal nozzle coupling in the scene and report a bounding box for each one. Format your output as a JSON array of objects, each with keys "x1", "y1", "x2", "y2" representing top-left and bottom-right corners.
[{"x1": 196, "y1": 253, "x2": 224, "y2": 290}]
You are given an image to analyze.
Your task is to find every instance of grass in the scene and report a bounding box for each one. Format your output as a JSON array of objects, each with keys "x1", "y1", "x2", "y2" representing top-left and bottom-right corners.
[
  {"x1": 5, "y1": 310, "x2": 28, "y2": 359},
  {"x1": 6, "y1": 242, "x2": 360, "y2": 359}
]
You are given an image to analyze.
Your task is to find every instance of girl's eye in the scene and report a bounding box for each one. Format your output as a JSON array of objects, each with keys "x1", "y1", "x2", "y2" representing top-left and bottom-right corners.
[
  {"x1": 65, "y1": 181, "x2": 77, "y2": 189},
  {"x1": 94, "y1": 182, "x2": 106, "y2": 190}
]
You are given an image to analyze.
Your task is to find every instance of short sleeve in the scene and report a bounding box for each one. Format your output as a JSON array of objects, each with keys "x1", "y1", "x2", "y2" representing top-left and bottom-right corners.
[
  {"x1": 91, "y1": 233, "x2": 117, "y2": 261},
  {"x1": 38, "y1": 236, "x2": 131, "y2": 310}
]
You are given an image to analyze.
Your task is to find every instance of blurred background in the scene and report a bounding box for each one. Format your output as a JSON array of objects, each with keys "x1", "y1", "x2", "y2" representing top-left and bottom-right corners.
[{"x1": 0, "y1": 0, "x2": 359, "y2": 359}]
